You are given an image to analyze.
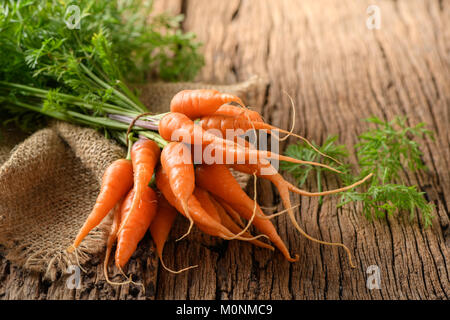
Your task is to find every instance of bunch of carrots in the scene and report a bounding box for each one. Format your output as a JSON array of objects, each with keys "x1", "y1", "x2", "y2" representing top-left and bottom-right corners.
[{"x1": 67, "y1": 89, "x2": 372, "y2": 287}]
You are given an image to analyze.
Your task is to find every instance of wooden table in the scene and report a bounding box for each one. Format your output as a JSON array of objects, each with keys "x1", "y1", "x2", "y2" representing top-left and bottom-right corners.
[{"x1": 1, "y1": 0, "x2": 448, "y2": 300}]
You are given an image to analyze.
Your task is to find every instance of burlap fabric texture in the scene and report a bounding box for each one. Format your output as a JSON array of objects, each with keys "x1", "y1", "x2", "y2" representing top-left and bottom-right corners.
[{"x1": 0, "y1": 77, "x2": 265, "y2": 280}]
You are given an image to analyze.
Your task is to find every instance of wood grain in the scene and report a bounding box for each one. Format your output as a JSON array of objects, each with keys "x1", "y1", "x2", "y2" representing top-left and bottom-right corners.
[{"x1": 1, "y1": 0, "x2": 448, "y2": 300}]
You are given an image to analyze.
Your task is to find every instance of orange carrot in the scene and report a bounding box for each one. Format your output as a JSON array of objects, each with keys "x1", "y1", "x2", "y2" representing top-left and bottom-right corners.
[
  {"x1": 103, "y1": 198, "x2": 130, "y2": 285},
  {"x1": 193, "y1": 187, "x2": 222, "y2": 223},
  {"x1": 191, "y1": 185, "x2": 268, "y2": 244},
  {"x1": 230, "y1": 161, "x2": 373, "y2": 198},
  {"x1": 212, "y1": 196, "x2": 245, "y2": 228},
  {"x1": 149, "y1": 193, "x2": 198, "y2": 274},
  {"x1": 115, "y1": 187, "x2": 158, "y2": 268},
  {"x1": 213, "y1": 104, "x2": 263, "y2": 122},
  {"x1": 209, "y1": 192, "x2": 274, "y2": 251},
  {"x1": 160, "y1": 142, "x2": 196, "y2": 239},
  {"x1": 156, "y1": 166, "x2": 253, "y2": 241},
  {"x1": 149, "y1": 194, "x2": 177, "y2": 257},
  {"x1": 158, "y1": 112, "x2": 340, "y2": 172},
  {"x1": 68, "y1": 158, "x2": 133, "y2": 252},
  {"x1": 171, "y1": 91, "x2": 341, "y2": 164},
  {"x1": 170, "y1": 89, "x2": 244, "y2": 120},
  {"x1": 117, "y1": 138, "x2": 160, "y2": 235},
  {"x1": 199, "y1": 114, "x2": 340, "y2": 164},
  {"x1": 230, "y1": 162, "x2": 372, "y2": 268},
  {"x1": 115, "y1": 138, "x2": 160, "y2": 268},
  {"x1": 195, "y1": 164, "x2": 298, "y2": 262},
  {"x1": 195, "y1": 164, "x2": 265, "y2": 219}
]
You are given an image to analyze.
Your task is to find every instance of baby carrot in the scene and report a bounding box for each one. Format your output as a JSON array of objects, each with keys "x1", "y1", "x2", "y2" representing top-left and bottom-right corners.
[
  {"x1": 170, "y1": 89, "x2": 244, "y2": 120},
  {"x1": 195, "y1": 164, "x2": 265, "y2": 218},
  {"x1": 199, "y1": 113, "x2": 339, "y2": 164},
  {"x1": 230, "y1": 162, "x2": 372, "y2": 268},
  {"x1": 213, "y1": 104, "x2": 263, "y2": 122},
  {"x1": 103, "y1": 198, "x2": 129, "y2": 286},
  {"x1": 115, "y1": 187, "x2": 158, "y2": 268},
  {"x1": 193, "y1": 187, "x2": 222, "y2": 223},
  {"x1": 149, "y1": 193, "x2": 197, "y2": 273},
  {"x1": 195, "y1": 164, "x2": 298, "y2": 262},
  {"x1": 209, "y1": 195, "x2": 274, "y2": 251},
  {"x1": 117, "y1": 138, "x2": 160, "y2": 236},
  {"x1": 155, "y1": 166, "x2": 252, "y2": 241},
  {"x1": 158, "y1": 112, "x2": 340, "y2": 173},
  {"x1": 160, "y1": 142, "x2": 195, "y2": 240},
  {"x1": 68, "y1": 158, "x2": 133, "y2": 252}
]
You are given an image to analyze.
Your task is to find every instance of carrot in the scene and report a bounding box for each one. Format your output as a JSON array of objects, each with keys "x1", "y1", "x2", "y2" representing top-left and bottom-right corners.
[
  {"x1": 103, "y1": 198, "x2": 132, "y2": 286},
  {"x1": 194, "y1": 164, "x2": 298, "y2": 262},
  {"x1": 230, "y1": 161, "x2": 373, "y2": 198},
  {"x1": 68, "y1": 158, "x2": 133, "y2": 252},
  {"x1": 202, "y1": 99, "x2": 342, "y2": 164},
  {"x1": 170, "y1": 89, "x2": 244, "y2": 120},
  {"x1": 149, "y1": 193, "x2": 198, "y2": 274},
  {"x1": 212, "y1": 196, "x2": 245, "y2": 228},
  {"x1": 156, "y1": 166, "x2": 255, "y2": 241},
  {"x1": 195, "y1": 164, "x2": 265, "y2": 219},
  {"x1": 199, "y1": 114, "x2": 254, "y2": 134},
  {"x1": 115, "y1": 188, "x2": 158, "y2": 269},
  {"x1": 230, "y1": 162, "x2": 373, "y2": 268},
  {"x1": 103, "y1": 193, "x2": 142, "y2": 286},
  {"x1": 158, "y1": 112, "x2": 341, "y2": 172},
  {"x1": 114, "y1": 138, "x2": 160, "y2": 268},
  {"x1": 213, "y1": 104, "x2": 263, "y2": 122},
  {"x1": 195, "y1": 186, "x2": 268, "y2": 243},
  {"x1": 209, "y1": 195, "x2": 274, "y2": 251},
  {"x1": 199, "y1": 113, "x2": 340, "y2": 164},
  {"x1": 149, "y1": 194, "x2": 178, "y2": 257},
  {"x1": 193, "y1": 187, "x2": 222, "y2": 223},
  {"x1": 117, "y1": 138, "x2": 160, "y2": 235},
  {"x1": 160, "y1": 142, "x2": 196, "y2": 240}
]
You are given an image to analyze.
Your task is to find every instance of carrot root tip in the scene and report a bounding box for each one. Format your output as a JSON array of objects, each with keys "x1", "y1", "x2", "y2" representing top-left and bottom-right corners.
[
  {"x1": 66, "y1": 245, "x2": 88, "y2": 273},
  {"x1": 287, "y1": 211, "x2": 355, "y2": 268},
  {"x1": 291, "y1": 254, "x2": 300, "y2": 262},
  {"x1": 118, "y1": 265, "x2": 146, "y2": 293},
  {"x1": 176, "y1": 203, "x2": 194, "y2": 241},
  {"x1": 160, "y1": 258, "x2": 198, "y2": 274}
]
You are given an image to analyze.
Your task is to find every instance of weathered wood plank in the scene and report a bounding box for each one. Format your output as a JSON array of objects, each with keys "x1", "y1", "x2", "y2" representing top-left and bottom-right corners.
[{"x1": 0, "y1": 0, "x2": 448, "y2": 300}]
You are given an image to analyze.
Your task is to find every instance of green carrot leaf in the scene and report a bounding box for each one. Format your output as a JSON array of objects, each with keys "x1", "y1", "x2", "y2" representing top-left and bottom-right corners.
[{"x1": 281, "y1": 117, "x2": 435, "y2": 227}]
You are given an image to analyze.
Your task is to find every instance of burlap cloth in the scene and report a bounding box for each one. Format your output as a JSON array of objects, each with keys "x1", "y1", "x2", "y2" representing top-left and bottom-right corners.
[{"x1": 0, "y1": 77, "x2": 266, "y2": 280}]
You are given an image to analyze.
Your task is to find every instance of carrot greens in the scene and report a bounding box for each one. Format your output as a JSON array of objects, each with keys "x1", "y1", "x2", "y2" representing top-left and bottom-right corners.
[
  {"x1": 281, "y1": 116, "x2": 435, "y2": 227},
  {"x1": 0, "y1": 0, "x2": 203, "y2": 134},
  {"x1": 281, "y1": 135, "x2": 350, "y2": 204}
]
